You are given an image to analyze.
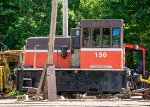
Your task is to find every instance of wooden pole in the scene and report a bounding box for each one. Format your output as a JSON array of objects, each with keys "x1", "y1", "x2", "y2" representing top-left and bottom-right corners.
[
  {"x1": 48, "y1": 0, "x2": 58, "y2": 64},
  {"x1": 44, "y1": 0, "x2": 58, "y2": 101},
  {"x1": 34, "y1": 0, "x2": 58, "y2": 101},
  {"x1": 63, "y1": 0, "x2": 68, "y2": 37}
]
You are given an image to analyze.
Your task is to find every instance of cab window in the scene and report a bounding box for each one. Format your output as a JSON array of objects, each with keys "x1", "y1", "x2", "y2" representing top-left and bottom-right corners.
[
  {"x1": 112, "y1": 28, "x2": 120, "y2": 47},
  {"x1": 102, "y1": 28, "x2": 110, "y2": 47},
  {"x1": 72, "y1": 29, "x2": 80, "y2": 37},
  {"x1": 92, "y1": 28, "x2": 100, "y2": 47},
  {"x1": 82, "y1": 28, "x2": 91, "y2": 47}
]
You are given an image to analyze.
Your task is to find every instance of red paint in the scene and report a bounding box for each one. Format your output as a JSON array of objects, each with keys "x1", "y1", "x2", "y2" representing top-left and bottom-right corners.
[
  {"x1": 53, "y1": 52, "x2": 71, "y2": 68},
  {"x1": 124, "y1": 43, "x2": 146, "y2": 51},
  {"x1": 124, "y1": 43, "x2": 147, "y2": 76},
  {"x1": 23, "y1": 52, "x2": 34, "y2": 67},
  {"x1": 23, "y1": 52, "x2": 71, "y2": 68},
  {"x1": 80, "y1": 51, "x2": 123, "y2": 69}
]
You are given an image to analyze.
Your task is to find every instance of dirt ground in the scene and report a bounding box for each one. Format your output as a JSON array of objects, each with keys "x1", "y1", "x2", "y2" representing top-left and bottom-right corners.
[{"x1": 0, "y1": 98, "x2": 150, "y2": 107}]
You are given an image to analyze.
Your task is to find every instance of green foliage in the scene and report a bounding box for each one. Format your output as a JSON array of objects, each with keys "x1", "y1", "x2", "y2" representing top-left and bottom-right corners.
[
  {"x1": 0, "y1": 0, "x2": 150, "y2": 70},
  {"x1": 7, "y1": 91, "x2": 25, "y2": 97},
  {"x1": 0, "y1": 0, "x2": 51, "y2": 49}
]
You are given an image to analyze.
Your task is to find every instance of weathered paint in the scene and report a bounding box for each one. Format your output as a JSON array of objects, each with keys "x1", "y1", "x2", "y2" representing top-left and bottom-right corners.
[
  {"x1": 80, "y1": 49, "x2": 123, "y2": 69},
  {"x1": 23, "y1": 51, "x2": 71, "y2": 68}
]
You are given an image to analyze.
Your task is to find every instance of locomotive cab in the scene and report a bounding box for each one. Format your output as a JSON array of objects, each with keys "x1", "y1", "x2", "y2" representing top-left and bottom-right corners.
[{"x1": 71, "y1": 19, "x2": 124, "y2": 70}]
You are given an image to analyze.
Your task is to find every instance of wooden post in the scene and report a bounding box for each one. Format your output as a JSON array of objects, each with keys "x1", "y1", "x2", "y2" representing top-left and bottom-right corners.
[
  {"x1": 44, "y1": 0, "x2": 58, "y2": 101},
  {"x1": 46, "y1": 65, "x2": 57, "y2": 101},
  {"x1": 48, "y1": 0, "x2": 58, "y2": 64},
  {"x1": 63, "y1": 0, "x2": 68, "y2": 37}
]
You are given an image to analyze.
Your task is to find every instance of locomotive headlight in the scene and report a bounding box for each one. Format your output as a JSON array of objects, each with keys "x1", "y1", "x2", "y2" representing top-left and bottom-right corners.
[{"x1": 76, "y1": 30, "x2": 80, "y2": 36}]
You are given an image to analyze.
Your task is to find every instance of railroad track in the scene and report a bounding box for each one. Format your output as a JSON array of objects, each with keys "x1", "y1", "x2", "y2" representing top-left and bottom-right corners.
[{"x1": 0, "y1": 98, "x2": 150, "y2": 107}]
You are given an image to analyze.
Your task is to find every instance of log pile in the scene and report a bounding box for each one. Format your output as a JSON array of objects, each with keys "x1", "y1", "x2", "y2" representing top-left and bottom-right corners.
[{"x1": 118, "y1": 88, "x2": 150, "y2": 99}]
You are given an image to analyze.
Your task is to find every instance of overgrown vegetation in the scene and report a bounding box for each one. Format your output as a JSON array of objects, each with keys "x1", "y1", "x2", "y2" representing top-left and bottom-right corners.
[
  {"x1": 7, "y1": 91, "x2": 25, "y2": 97},
  {"x1": 0, "y1": 0, "x2": 150, "y2": 70}
]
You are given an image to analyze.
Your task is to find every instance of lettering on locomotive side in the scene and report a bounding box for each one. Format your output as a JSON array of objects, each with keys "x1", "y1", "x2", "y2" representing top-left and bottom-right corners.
[{"x1": 94, "y1": 52, "x2": 107, "y2": 58}]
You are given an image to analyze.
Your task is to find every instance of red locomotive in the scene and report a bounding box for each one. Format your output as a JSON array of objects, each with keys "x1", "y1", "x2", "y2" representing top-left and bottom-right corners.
[{"x1": 16, "y1": 19, "x2": 130, "y2": 93}]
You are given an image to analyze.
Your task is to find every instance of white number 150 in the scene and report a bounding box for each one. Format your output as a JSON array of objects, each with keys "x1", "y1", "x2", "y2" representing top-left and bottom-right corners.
[{"x1": 95, "y1": 52, "x2": 107, "y2": 58}]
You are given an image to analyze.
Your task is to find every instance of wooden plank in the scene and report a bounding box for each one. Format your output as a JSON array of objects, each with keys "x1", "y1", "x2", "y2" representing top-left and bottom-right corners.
[
  {"x1": 0, "y1": 50, "x2": 22, "y2": 55},
  {"x1": 34, "y1": 65, "x2": 47, "y2": 100},
  {"x1": 132, "y1": 88, "x2": 150, "y2": 93}
]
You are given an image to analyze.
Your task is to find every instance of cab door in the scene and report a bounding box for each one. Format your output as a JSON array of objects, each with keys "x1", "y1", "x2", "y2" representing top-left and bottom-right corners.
[{"x1": 70, "y1": 28, "x2": 80, "y2": 67}]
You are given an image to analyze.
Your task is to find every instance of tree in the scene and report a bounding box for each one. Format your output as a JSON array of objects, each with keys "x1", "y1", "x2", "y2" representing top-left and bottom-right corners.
[
  {"x1": 0, "y1": 0, "x2": 150, "y2": 70},
  {"x1": 0, "y1": 0, "x2": 52, "y2": 49}
]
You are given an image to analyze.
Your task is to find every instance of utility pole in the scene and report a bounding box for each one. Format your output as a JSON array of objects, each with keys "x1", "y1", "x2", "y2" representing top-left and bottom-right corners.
[
  {"x1": 63, "y1": 0, "x2": 68, "y2": 37},
  {"x1": 43, "y1": 0, "x2": 58, "y2": 101}
]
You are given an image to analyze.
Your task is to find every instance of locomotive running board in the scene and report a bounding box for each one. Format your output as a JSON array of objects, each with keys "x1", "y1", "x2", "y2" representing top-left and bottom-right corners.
[{"x1": 17, "y1": 68, "x2": 124, "y2": 71}]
